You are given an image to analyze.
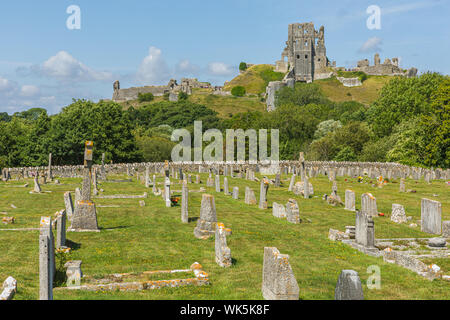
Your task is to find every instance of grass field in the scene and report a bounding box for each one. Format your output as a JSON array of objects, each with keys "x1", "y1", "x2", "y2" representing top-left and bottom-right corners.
[
  {"x1": 1, "y1": 173, "x2": 448, "y2": 300},
  {"x1": 316, "y1": 76, "x2": 391, "y2": 106}
]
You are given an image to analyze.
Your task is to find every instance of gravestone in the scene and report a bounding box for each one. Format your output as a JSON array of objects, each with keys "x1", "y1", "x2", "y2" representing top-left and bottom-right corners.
[
  {"x1": 361, "y1": 193, "x2": 378, "y2": 217},
  {"x1": 334, "y1": 270, "x2": 364, "y2": 300},
  {"x1": 355, "y1": 210, "x2": 375, "y2": 248},
  {"x1": 215, "y1": 175, "x2": 221, "y2": 193},
  {"x1": 39, "y1": 216, "x2": 55, "y2": 300},
  {"x1": 421, "y1": 198, "x2": 442, "y2": 235},
  {"x1": 195, "y1": 175, "x2": 200, "y2": 184},
  {"x1": 286, "y1": 199, "x2": 300, "y2": 224},
  {"x1": 391, "y1": 204, "x2": 407, "y2": 224},
  {"x1": 92, "y1": 168, "x2": 98, "y2": 196},
  {"x1": 345, "y1": 190, "x2": 356, "y2": 211},
  {"x1": 303, "y1": 176, "x2": 310, "y2": 199},
  {"x1": 68, "y1": 141, "x2": 99, "y2": 232},
  {"x1": 65, "y1": 260, "x2": 82, "y2": 287},
  {"x1": 164, "y1": 163, "x2": 172, "y2": 208},
  {"x1": 0, "y1": 276, "x2": 17, "y2": 300},
  {"x1": 288, "y1": 174, "x2": 296, "y2": 192},
  {"x1": 33, "y1": 176, "x2": 41, "y2": 193},
  {"x1": 145, "y1": 166, "x2": 150, "y2": 188},
  {"x1": 55, "y1": 210, "x2": 66, "y2": 249},
  {"x1": 259, "y1": 177, "x2": 270, "y2": 209},
  {"x1": 245, "y1": 187, "x2": 257, "y2": 205},
  {"x1": 272, "y1": 202, "x2": 286, "y2": 219},
  {"x1": 194, "y1": 194, "x2": 217, "y2": 239},
  {"x1": 299, "y1": 152, "x2": 305, "y2": 181},
  {"x1": 215, "y1": 223, "x2": 232, "y2": 268},
  {"x1": 262, "y1": 247, "x2": 299, "y2": 300},
  {"x1": 181, "y1": 181, "x2": 189, "y2": 223},
  {"x1": 443, "y1": 221, "x2": 450, "y2": 238},
  {"x1": 223, "y1": 177, "x2": 229, "y2": 195},
  {"x1": 232, "y1": 187, "x2": 239, "y2": 200},
  {"x1": 100, "y1": 153, "x2": 106, "y2": 180},
  {"x1": 275, "y1": 173, "x2": 281, "y2": 187},
  {"x1": 152, "y1": 175, "x2": 157, "y2": 193},
  {"x1": 399, "y1": 178, "x2": 405, "y2": 192},
  {"x1": 64, "y1": 192, "x2": 74, "y2": 222}
]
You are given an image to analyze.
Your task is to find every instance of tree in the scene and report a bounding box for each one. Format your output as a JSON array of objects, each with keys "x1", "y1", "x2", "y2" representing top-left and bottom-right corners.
[
  {"x1": 314, "y1": 119, "x2": 342, "y2": 140},
  {"x1": 231, "y1": 86, "x2": 246, "y2": 97},
  {"x1": 367, "y1": 72, "x2": 445, "y2": 138},
  {"x1": 239, "y1": 62, "x2": 248, "y2": 72}
]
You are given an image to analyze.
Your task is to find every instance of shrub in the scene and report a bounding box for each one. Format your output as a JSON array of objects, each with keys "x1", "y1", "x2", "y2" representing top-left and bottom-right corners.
[
  {"x1": 239, "y1": 62, "x2": 248, "y2": 72},
  {"x1": 138, "y1": 92, "x2": 154, "y2": 102},
  {"x1": 178, "y1": 91, "x2": 188, "y2": 101},
  {"x1": 231, "y1": 86, "x2": 246, "y2": 97}
]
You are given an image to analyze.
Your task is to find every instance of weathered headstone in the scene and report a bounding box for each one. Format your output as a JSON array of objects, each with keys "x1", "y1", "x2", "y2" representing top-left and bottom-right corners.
[
  {"x1": 361, "y1": 193, "x2": 378, "y2": 217},
  {"x1": 443, "y1": 221, "x2": 450, "y2": 238},
  {"x1": 65, "y1": 260, "x2": 82, "y2": 287},
  {"x1": 421, "y1": 198, "x2": 442, "y2": 235},
  {"x1": 223, "y1": 177, "x2": 229, "y2": 195},
  {"x1": 334, "y1": 270, "x2": 364, "y2": 300},
  {"x1": 33, "y1": 176, "x2": 41, "y2": 193},
  {"x1": 259, "y1": 177, "x2": 270, "y2": 209},
  {"x1": 345, "y1": 190, "x2": 356, "y2": 211},
  {"x1": 39, "y1": 216, "x2": 55, "y2": 300},
  {"x1": 391, "y1": 204, "x2": 407, "y2": 224},
  {"x1": 145, "y1": 166, "x2": 150, "y2": 188},
  {"x1": 55, "y1": 210, "x2": 66, "y2": 249},
  {"x1": 399, "y1": 178, "x2": 405, "y2": 192},
  {"x1": 68, "y1": 141, "x2": 99, "y2": 232},
  {"x1": 355, "y1": 210, "x2": 375, "y2": 248},
  {"x1": 303, "y1": 175, "x2": 310, "y2": 199},
  {"x1": 272, "y1": 202, "x2": 286, "y2": 219},
  {"x1": 262, "y1": 247, "x2": 299, "y2": 300},
  {"x1": 64, "y1": 192, "x2": 74, "y2": 222},
  {"x1": 232, "y1": 187, "x2": 239, "y2": 200},
  {"x1": 215, "y1": 223, "x2": 232, "y2": 268},
  {"x1": 181, "y1": 181, "x2": 189, "y2": 223},
  {"x1": 194, "y1": 194, "x2": 217, "y2": 239},
  {"x1": 47, "y1": 153, "x2": 53, "y2": 181},
  {"x1": 0, "y1": 276, "x2": 17, "y2": 300},
  {"x1": 215, "y1": 175, "x2": 221, "y2": 193},
  {"x1": 245, "y1": 187, "x2": 257, "y2": 205},
  {"x1": 288, "y1": 174, "x2": 296, "y2": 192},
  {"x1": 286, "y1": 199, "x2": 300, "y2": 224}
]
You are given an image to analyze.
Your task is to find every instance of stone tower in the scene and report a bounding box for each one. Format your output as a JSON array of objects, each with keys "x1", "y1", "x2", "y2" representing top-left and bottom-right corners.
[{"x1": 278, "y1": 22, "x2": 329, "y2": 82}]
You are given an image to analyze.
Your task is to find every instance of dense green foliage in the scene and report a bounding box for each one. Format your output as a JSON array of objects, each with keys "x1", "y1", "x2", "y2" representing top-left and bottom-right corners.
[
  {"x1": 137, "y1": 92, "x2": 154, "y2": 102},
  {"x1": 231, "y1": 86, "x2": 246, "y2": 97},
  {"x1": 0, "y1": 73, "x2": 447, "y2": 168},
  {"x1": 239, "y1": 62, "x2": 247, "y2": 72}
]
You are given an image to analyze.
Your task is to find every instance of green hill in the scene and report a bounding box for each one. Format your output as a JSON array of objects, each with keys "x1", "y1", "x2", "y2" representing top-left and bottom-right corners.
[{"x1": 223, "y1": 64, "x2": 285, "y2": 94}]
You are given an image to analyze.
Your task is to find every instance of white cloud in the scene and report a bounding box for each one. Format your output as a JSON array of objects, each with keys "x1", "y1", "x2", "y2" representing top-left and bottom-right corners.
[
  {"x1": 0, "y1": 76, "x2": 16, "y2": 92},
  {"x1": 207, "y1": 62, "x2": 234, "y2": 76},
  {"x1": 25, "y1": 51, "x2": 113, "y2": 82},
  {"x1": 382, "y1": 1, "x2": 443, "y2": 15},
  {"x1": 20, "y1": 85, "x2": 40, "y2": 97},
  {"x1": 175, "y1": 59, "x2": 200, "y2": 75},
  {"x1": 136, "y1": 46, "x2": 171, "y2": 84},
  {"x1": 359, "y1": 37, "x2": 383, "y2": 53}
]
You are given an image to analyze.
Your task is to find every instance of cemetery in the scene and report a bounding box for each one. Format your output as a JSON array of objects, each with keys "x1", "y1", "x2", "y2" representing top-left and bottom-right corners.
[{"x1": 0, "y1": 151, "x2": 449, "y2": 300}]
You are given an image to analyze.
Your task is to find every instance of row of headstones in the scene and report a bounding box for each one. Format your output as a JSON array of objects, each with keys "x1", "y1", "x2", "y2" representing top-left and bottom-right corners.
[
  {"x1": 344, "y1": 189, "x2": 446, "y2": 236},
  {"x1": 6, "y1": 160, "x2": 449, "y2": 182}
]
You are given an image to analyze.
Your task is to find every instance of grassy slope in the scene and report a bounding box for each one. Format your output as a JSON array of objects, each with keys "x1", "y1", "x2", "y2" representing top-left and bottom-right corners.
[
  {"x1": 0, "y1": 173, "x2": 449, "y2": 300},
  {"x1": 316, "y1": 76, "x2": 391, "y2": 106},
  {"x1": 223, "y1": 64, "x2": 284, "y2": 94}
]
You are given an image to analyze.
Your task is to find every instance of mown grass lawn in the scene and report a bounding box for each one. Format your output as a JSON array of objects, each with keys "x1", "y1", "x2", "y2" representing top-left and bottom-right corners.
[{"x1": 0, "y1": 173, "x2": 448, "y2": 300}]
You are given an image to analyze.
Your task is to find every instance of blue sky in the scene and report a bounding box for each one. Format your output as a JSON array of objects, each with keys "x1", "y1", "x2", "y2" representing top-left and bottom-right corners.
[{"x1": 0, "y1": 0, "x2": 448, "y2": 114}]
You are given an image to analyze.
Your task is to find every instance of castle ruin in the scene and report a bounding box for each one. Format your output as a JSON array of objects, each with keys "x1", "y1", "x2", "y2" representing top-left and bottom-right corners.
[
  {"x1": 275, "y1": 22, "x2": 334, "y2": 83},
  {"x1": 112, "y1": 78, "x2": 211, "y2": 102},
  {"x1": 355, "y1": 53, "x2": 418, "y2": 77}
]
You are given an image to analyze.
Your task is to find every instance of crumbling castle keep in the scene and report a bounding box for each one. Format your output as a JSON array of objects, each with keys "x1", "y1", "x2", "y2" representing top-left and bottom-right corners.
[{"x1": 275, "y1": 22, "x2": 334, "y2": 82}]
